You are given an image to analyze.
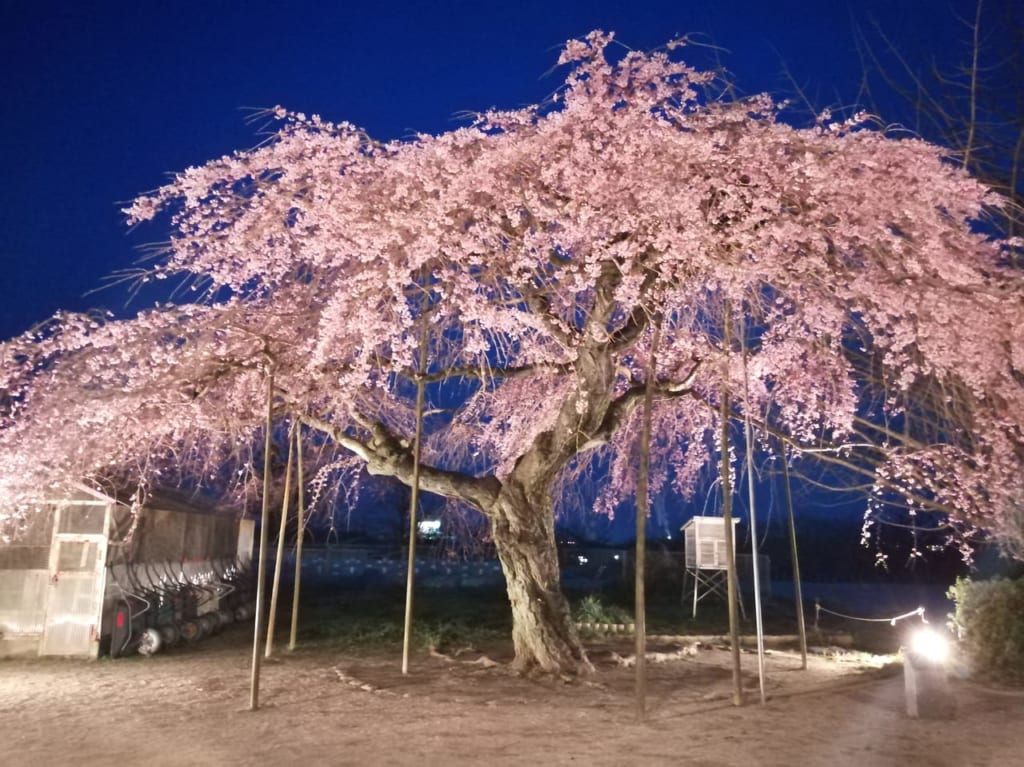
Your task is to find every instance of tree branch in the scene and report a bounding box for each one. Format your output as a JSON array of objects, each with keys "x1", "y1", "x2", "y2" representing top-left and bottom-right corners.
[
  {"x1": 574, "y1": 367, "x2": 702, "y2": 454},
  {"x1": 691, "y1": 390, "x2": 965, "y2": 518},
  {"x1": 298, "y1": 412, "x2": 502, "y2": 515}
]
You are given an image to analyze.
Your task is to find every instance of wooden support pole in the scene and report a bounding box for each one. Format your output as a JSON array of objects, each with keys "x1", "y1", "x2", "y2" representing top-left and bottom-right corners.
[
  {"x1": 781, "y1": 452, "x2": 808, "y2": 669},
  {"x1": 265, "y1": 422, "x2": 295, "y2": 658},
  {"x1": 288, "y1": 426, "x2": 305, "y2": 652},
  {"x1": 249, "y1": 372, "x2": 274, "y2": 711},
  {"x1": 401, "y1": 306, "x2": 430, "y2": 676},
  {"x1": 635, "y1": 318, "x2": 660, "y2": 721}
]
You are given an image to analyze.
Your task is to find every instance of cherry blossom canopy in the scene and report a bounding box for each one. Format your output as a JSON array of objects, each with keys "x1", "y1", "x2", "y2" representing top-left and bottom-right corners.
[{"x1": 2, "y1": 31, "x2": 1022, "y2": 553}]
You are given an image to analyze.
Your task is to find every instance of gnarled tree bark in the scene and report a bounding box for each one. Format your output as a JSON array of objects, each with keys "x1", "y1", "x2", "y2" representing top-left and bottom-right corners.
[{"x1": 491, "y1": 486, "x2": 591, "y2": 675}]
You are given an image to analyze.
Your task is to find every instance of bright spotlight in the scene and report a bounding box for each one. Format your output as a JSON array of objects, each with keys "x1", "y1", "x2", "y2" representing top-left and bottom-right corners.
[{"x1": 908, "y1": 627, "x2": 950, "y2": 664}]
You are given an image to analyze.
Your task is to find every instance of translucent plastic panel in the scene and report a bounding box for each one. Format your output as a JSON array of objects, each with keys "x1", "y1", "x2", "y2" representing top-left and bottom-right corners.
[
  {"x1": 56, "y1": 541, "x2": 99, "y2": 572},
  {"x1": 58, "y1": 504, "x2": 107, "y2": 535},
  {"x1": 41, "y1": 573, "x2": 99, "y2": 655},
  {"x1": 0, "y1": 570, "x2": 48, "y2": 634}
]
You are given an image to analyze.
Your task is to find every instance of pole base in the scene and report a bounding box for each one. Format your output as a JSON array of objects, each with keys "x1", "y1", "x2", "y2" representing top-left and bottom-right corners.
[{"x1": 903, "y1": 651, "x2": 955, "y2": 720}]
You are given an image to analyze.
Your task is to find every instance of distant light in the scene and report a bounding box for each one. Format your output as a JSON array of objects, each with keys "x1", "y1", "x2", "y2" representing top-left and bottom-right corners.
[
  {"x1": 577, "y1": 555, "x2": 589, "y2": 565},
  {"x1": 417, "y1": 519, "x2": 441, "y2": 538},
  {"x1": 667, "y1": 534, "x2": 672, "y2": 540},
  {"x1": 909, "y1": 627, "x2": 949, "y2": 663},
  {"x1": 613, "y1": 554, "x2": 621, "y2": 561}
]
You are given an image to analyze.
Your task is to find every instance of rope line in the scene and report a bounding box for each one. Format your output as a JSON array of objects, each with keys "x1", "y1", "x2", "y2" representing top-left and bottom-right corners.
[{"x1": 814, "y1": 599, "x2": 926, "y2": 630}]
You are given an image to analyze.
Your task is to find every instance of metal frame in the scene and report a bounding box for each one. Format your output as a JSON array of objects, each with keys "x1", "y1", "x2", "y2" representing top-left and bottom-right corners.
[{"x1": 41, "y1": 500, "x2": 111, "y2": 658}]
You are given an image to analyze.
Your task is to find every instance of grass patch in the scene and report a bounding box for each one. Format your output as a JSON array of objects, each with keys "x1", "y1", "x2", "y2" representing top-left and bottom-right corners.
[
  {"x1": 570, "y1": 583, "x2": 820, "y2": 638},
  {"x1": 287, "y1": 582, "x2": 825, "y2": 653},
  {"x1": 291, "y1": 585, "x2": 512, "y2": 651}
]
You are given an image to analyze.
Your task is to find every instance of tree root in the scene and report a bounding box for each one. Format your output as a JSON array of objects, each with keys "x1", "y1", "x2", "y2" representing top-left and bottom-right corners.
[{"x1": 610, "y1": 642, "x2": 702, "y2": 668}]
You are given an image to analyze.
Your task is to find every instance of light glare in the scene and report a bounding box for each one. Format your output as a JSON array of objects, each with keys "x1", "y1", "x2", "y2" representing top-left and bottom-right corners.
[{"x1": 909, "y1": 627, "x2": 949, "y2": 663}]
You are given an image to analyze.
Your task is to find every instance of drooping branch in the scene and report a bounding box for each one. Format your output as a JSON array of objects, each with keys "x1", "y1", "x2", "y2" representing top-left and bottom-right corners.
[{"x1": 690, "y1": 390, "x2": 968, "y2": 520}]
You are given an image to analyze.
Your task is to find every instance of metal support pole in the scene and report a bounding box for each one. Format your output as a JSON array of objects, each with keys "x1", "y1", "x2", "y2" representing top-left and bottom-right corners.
[
  {"x1": 720, "y1": 308, "x2": 744, "y2": 707},
  {"x1": 742, "y1": 338, "x2": 767, "y2": 705},
  {"x1": 692, "y1": 568, "x2": 699, "y2": 619}
]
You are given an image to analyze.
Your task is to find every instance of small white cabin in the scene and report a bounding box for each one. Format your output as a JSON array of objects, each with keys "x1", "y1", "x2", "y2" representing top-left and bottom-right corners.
[{"x1": 682, "y1": 516, "x2": 738, "y2": 571}]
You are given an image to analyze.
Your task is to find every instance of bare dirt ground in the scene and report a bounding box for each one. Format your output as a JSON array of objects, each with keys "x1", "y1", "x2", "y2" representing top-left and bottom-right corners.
[{"x1": 2, "y1": 629, "x2": 1022, "y2": 767}]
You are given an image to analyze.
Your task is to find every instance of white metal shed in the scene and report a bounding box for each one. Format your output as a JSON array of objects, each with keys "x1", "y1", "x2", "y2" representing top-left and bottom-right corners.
[{"x1": 0, "y1": 485, "x2": 253, "y2": 658}]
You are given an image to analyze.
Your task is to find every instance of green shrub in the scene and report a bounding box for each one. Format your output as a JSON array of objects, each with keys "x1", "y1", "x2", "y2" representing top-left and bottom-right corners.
[
  {"x1": 573, "y1": 594, "x2": 633, "y2": 625},
  {"x1": 947, "y1": 576, "x2": 1024, "y2": 685}
]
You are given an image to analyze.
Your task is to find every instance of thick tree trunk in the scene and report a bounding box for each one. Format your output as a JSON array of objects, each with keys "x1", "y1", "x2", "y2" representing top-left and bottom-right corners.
[
  {"x1": 302, "y1": 411, "x2": 590, "y2": 674},
  {"x1": 491, "y1": 490, "x2": 591, "y2": 675}
]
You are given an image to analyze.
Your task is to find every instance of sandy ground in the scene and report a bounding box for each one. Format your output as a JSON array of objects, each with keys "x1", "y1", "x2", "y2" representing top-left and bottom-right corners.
[{"x1": 1, "y1": 629, "x2": 1022, "y2": 767}]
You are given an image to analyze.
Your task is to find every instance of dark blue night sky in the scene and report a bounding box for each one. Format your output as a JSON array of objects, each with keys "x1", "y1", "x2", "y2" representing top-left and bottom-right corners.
[{"x1": 0, "y1": 0, "x2": 989, "y2": 340}]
